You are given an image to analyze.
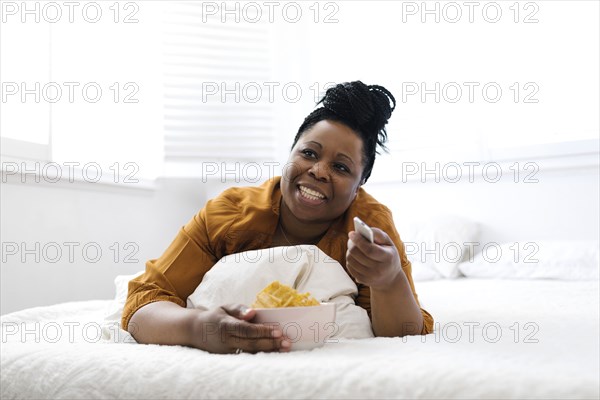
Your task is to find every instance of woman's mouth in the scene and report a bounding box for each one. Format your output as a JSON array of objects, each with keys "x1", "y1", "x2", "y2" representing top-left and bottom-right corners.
[{"x1": 297, "y1": 185, "x2": 327, "y2": 205}]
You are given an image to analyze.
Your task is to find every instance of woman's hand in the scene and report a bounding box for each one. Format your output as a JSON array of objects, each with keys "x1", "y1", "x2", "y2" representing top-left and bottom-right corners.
[
  {"x1": 347, "y1": 230, "x2": 424, "y2": 337},
  {"x1": 188, "y1": 304, "x2": 291, "y2": 354},
  {"x1": 346, "y1": 228, "x2": 403, "y2": 291}
]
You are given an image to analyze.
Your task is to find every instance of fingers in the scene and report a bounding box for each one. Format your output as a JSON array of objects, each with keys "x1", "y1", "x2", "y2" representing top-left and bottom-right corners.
[
  {"x1": 229, "y1": 336, "x2": 292, "y2": 354},
  {"x1": 220, "y1": 307, "x2": 282, "y2": 341},
  {"x1": 347, "y1": 228, "x2": 400, "y2": 287},
  {"x1": 346, "y1": 236, "x2": 375, "y2": 284},
  {"x1": 346, "y1": 251, "x2": 371, "y2": 277},
  {"x1": 348, "y1": 230, "x2": 389, "y2": 263},
  {"x1": 350, "y1": 227, "x2": 392, "y2": 247},
  {"x1": 347, "y1": 238, "x2": 375, "y2": 267},
  {"x1": 220, "y1": 314, "x2": 281, "y2": 339},
  {"x1": 348, "y1": 233, "x2": 384, "y2": 267},
  {"x1": 218, "y1": 306, "x2": 291, "y2": 353},
  {"x1": 371, "y1": 228, "x2": 394, "y2": 246},
  {"x1": 220, "y1": 303, "x2": 255, "y2": 321}
]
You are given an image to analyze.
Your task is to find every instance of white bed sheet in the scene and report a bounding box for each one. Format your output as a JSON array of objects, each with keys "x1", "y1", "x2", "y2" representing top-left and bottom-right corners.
[{"x1": 1, "y1": 279, "x2": 598, "y2": 399}]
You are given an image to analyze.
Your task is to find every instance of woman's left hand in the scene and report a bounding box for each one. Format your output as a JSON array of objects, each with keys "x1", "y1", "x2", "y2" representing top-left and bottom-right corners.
[{"x1": 346, "y1": 228, "x2": 403, "y2": 291}]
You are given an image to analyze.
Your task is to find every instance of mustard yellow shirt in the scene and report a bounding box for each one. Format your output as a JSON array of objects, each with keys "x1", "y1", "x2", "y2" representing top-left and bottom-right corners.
[{"x1": 122, "y1": 177, "x2": 434, "y2": 334}]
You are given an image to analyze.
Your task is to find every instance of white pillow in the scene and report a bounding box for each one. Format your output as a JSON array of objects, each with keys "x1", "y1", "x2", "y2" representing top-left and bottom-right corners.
[
  {"x1": 409, "y1": 261, "x2": 443, "y2": 281},
  {"x1": 458, "y1": 240, "x2": 600, "y2": 280},
  {"x1": 104, "y1": 246, "x2": 374, "y2": 340},
  {"x1": 103, "y1": 272, "x2": 144, "y2": 325},
  {"x1": 102, "y1": 271, "x2": 143, "y2": 342},
  {"x1": 403, "y1": 215, "x2": 480, "y2": 280},
  {"x1": 187, "y1": 245, "x2": 374, "y2": 340}
]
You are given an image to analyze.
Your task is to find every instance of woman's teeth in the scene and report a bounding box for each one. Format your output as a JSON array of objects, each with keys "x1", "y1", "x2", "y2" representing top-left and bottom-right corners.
[{"x1": 299, "y1": 185, "x2": 325, "y2": 201}]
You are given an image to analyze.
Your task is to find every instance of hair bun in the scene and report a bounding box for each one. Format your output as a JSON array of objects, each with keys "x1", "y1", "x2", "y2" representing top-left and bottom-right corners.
[{"x1": 320, "y1": 81, "x2": 396, "y2": 135}]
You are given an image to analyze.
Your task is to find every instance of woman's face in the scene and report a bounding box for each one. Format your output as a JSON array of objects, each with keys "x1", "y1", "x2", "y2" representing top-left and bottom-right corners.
[{"x1": 281, "y1": 120, "x2": 365, "y2": 224}]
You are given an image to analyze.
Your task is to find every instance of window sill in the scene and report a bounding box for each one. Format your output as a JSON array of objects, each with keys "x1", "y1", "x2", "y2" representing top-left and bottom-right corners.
[
  {"x1": 367, "y1": 139, "x2": 599, "y2": 185},
  {"x1": 1, "y1": 155, "x2": 157, "y2": 193}
]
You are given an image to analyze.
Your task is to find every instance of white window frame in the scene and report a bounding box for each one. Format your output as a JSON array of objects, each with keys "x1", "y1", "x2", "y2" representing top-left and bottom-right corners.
[{"x1": 0, "y1": 23, "x2": 156, "y2": 191}]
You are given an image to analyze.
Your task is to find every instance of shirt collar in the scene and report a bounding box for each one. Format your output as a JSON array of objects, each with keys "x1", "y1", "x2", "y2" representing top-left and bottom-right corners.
[{"x1": 270, "y1": 176, "x2": 282, "y2": 216}]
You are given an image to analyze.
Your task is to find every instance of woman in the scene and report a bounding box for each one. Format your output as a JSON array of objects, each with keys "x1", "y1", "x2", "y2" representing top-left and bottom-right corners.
[{"x1": 123, "y1": 81, "x2": 434, "y2": 354}]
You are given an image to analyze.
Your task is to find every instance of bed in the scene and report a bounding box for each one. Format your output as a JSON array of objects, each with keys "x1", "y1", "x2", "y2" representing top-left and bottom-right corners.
[{"x1": 2, "y1": 277, "x2": 598, "y2": 399}]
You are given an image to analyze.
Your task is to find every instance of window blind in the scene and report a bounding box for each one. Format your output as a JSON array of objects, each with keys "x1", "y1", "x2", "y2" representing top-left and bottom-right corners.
[{"x1": 162, "y1": 2, "x2": 277, "y2": 172}]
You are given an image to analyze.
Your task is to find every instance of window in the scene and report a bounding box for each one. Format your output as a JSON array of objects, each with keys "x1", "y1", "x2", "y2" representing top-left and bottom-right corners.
[
  {"x1": 161, "y1": 2, "x2": 278, "y2": 178},
  {"x1": 2, "y1": 1, "x2": 279, "y2": 182},
  {"x1": 1, "y1": 2, "x2": 164, "y2": 184},
  {"x1": 1, "y1": 23, "x2": 51, "y2": 160}
]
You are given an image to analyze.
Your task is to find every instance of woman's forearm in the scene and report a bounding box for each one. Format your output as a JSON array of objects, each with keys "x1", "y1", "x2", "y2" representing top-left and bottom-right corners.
[
  {"x1": 127, "y1": 301, "x2": 197, "y2": 346},
  {"x1": 370, "y1": 271, "x2": 424, "y2": 337},
  {"x1": 127, "y1": 301, "x2": 288, "y2": 354}
]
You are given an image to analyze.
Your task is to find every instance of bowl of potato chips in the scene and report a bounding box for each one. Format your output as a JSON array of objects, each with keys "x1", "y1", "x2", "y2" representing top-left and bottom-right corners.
[{"x1": 251, "y1": 281, "x2": 336, "y2": 351}]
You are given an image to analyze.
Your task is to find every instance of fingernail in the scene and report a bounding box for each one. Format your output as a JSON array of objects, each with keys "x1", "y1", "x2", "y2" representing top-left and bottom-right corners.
[
  {"x1": 281, "y1": 339, "x2": 290, "y2": 348},
  {"x1": 271, "y1": 329, "x2": 282, "y2": 338},
  {"x1": 241, "y1": 307, "x2": 251, "y2": 316}
]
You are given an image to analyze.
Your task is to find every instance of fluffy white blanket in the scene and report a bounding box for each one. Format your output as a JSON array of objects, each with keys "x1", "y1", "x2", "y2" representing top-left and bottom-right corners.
[{"x1": 1, "y1": 280, "x2": 599, "y2": 399}]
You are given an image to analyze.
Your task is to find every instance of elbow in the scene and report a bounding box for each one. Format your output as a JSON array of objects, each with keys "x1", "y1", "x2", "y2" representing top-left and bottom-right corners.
[{"x1": 373, "y1": 317, "x2": 424, "y2": 338}]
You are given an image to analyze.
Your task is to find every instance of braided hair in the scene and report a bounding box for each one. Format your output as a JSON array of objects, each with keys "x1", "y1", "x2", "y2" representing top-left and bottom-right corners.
[{"x1": 291, "y1": 81, "x2": 396, "y2": 184}]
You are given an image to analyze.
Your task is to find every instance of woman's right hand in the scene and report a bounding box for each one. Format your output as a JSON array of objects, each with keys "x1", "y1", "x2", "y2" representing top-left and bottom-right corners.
[
  {"x1": 128, "y1": 301, "x2": 290, "y2": 354},
  {"x1": 188, "y1": 304, "x2": 291, "y2": 354}
]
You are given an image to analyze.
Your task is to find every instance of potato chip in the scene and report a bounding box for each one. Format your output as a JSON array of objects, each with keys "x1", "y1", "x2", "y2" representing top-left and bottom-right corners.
[{"x1": 252, "y1": 281, "x2": 320, "y2": 308}]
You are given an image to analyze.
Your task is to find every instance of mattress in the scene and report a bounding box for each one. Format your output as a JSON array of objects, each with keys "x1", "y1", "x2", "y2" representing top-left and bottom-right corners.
[{"x1": 1, "y1": 279, "x2": 598, "y2": 399}]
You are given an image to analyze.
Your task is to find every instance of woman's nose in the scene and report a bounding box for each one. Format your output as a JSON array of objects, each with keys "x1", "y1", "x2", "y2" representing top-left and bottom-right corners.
[{"x1": 308, "y1": 161, "x2": 329, "y2": 182}]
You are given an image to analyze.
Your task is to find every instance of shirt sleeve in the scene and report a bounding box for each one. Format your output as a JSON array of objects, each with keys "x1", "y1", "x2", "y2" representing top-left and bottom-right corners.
[
  {"x1": 121, "y1": 199, "x2": 232, "y2": 330},
  {"x1": 360, "y1": 208, "x2": 434, "y2": 335}
]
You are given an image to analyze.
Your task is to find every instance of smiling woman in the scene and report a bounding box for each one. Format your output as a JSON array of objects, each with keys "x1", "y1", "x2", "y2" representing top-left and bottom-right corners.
[
  {"x1": 123, "y1": 81, "x2": 433, "y2": 354},
  {"x1": 278, "y1": 121, "x2": 365, "y2": 238}
]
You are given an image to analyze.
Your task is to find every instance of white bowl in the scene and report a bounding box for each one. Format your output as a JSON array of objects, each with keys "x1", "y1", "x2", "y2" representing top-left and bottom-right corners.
[{"x1": 252, "y1": 302, "x2": 336, "y2": 351}]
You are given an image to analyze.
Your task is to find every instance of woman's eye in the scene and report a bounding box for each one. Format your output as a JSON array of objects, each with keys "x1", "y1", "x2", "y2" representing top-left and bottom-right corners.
[
  {"x1": 301, "y1": 149, "x2": 317, "y2": 158},
  {"x1": 335, "y1": 163, "x2": 350, "y2": 173}
]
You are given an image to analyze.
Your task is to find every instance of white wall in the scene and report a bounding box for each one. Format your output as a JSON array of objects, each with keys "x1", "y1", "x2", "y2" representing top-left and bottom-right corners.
[
  {"x1": 0, "y1": 178, "x2": 206, "y2": 315},
  {"x1": 366, "y1": 165, "x2": 600, "y2": 245}
]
